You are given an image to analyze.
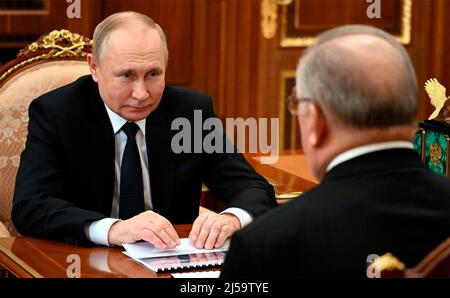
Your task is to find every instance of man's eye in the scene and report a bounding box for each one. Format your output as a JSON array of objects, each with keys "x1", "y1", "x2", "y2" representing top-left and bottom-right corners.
[
  {"x1": 149, "y1": 71, "x2": 159, "y2": 77},
  {"x1": 121, "y1": 73, "x2": 130, "y2": 78}
]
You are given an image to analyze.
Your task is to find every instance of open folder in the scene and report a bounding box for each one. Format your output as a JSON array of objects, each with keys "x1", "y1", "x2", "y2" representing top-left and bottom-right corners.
[{"x1": 123, "y1": 238, "x2": 229, "y2": 272}]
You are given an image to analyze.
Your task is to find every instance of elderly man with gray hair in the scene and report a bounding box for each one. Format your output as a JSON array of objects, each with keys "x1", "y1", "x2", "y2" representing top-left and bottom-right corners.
[{"x1": 220, "y1": 25, "x2": 450, "y2": 278}]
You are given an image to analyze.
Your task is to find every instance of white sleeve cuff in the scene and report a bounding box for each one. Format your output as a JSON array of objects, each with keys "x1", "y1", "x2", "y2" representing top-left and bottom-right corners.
[
  {"x1": 87, "y1": 218, "x2": 121, "y2": 246},
  {"x1": 221, "y1": 207, "x2": 253, "y2": 228}
]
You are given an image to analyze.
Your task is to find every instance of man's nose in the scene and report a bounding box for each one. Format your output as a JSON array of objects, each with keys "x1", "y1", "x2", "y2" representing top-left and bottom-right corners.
[{"x1": 132, "y1": 80, "x2": 149, "y2": 101}]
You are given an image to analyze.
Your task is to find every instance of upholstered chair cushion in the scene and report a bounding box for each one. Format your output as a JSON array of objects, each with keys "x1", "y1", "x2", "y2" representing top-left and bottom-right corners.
[{"x1": 0, "y1": 60, "x2": 90, "y2": 236}]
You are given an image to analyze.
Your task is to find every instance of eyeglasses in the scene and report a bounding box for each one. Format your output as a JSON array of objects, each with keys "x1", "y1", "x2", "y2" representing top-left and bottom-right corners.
[{"x1": 287, "y1": 86, "x2": 313, "y2": 116}]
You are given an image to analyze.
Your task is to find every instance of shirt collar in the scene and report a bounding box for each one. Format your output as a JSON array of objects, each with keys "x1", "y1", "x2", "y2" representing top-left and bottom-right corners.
[
  {"x1": 104, "y1": 104, "x2": 146, "y2": 136},
  {"x1": 326, "y1": 141, "x2": 414, "y2": 173}
]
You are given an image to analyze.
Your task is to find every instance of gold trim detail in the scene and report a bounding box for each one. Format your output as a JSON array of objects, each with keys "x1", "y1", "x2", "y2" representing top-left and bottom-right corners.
[
  {"x1": 279, "y1": 70, "x2": 296, "y2": 149},
  {"x1": 430, "y1": 142, "x2": 443, "y2": 167},
  {"x1": 445, "y1": 135, "x2": 450, "y2": 177},
  {"x1": 261, "y1": 0, "x2": 278, "y2": 39},
  {"x1": 0, "y1": 29, "x2": 93, "y2": 83},
  {"x1": 419, "y1": 128, "x2": 426, "y2": 162},
  {"x1": 276, "y1": 191, "x2": 303, "y2": 199},
  {"x1": 0, "y1": 242, "x2": 43, "y2": 278},
  {"x1": 260, "y1": 0, "x2": 293, "y2": 39},
  {"x1": 280, "y1": 0, "x2": 412, "y2": 47}
]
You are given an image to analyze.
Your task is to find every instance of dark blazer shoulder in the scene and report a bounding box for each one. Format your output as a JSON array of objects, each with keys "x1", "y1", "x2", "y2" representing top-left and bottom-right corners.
[
  {"x1": 32, "y1": 75, "x2": 95, "y2": 108},
  {"x1": 161, "y1": 85, "x2": 212, "y2": 114},
  {"x1": 236, "y1": 196, "x2": 306, "y2": 244}
]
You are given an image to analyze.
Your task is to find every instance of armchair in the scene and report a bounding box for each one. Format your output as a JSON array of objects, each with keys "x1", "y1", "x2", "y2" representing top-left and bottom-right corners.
[{"x1": 0, "y1": 29, "x2": 92, "y2": 236}]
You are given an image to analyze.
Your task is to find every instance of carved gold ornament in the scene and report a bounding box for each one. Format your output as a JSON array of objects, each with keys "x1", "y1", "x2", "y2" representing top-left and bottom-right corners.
[
  {"x1": 430, "y1": 142, "x2": 443, "y2": 167},
  {"x1": 0, "y1": 29, "x2": 93, "y2": 83},
  {"x1": 38, "y1": 29, "x2": 89, "y2": 58},
  {"x1": 28, "y1": 42, "x2": 38, "y2": 52},
  {"x1": 260, "y1": 0, "x2": 293, "y2": 39},
  {"x1": 425, "y1": 78, "x2": 450, "y2": 120}
]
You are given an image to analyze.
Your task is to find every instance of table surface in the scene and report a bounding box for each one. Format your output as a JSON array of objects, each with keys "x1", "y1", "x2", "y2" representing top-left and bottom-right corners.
[
  {"x1": 245, "y1": 150, "x2": 317, "y2": 202},
  {"x1": 0, "y1": 151, "x2": 317, "y2": 278},
  {"x1": 0, "y1": 225, "x2": 205, "y2": 278}
]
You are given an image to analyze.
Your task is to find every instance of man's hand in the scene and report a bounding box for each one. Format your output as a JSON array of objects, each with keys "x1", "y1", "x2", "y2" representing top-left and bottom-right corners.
[
  {"x1": 189, "y1": 213, "x2": 241, "y2": 249},
  {"x1": 108, "y1": 211, "x2": 180, "y2": 249}
]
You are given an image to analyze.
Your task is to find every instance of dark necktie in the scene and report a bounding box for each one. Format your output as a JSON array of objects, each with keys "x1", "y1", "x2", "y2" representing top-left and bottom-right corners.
[{"x1": 119, "y1": 122, "x2": 145, "y2": 219}]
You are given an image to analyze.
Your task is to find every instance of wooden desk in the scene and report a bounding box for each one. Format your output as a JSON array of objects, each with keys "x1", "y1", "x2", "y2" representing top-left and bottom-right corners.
[
  {"x1": 247, "y1": 150, "x2": 317, "y2": 195},
  {"x1": 0, "y1": 224, "x2": 204, "y2": 278},
  {"x1": 0, "y1": 152, "x2": 317, "y2": 278},
  {"x1": 201, "y1": 151, "x2": 318, "y2": 210}
]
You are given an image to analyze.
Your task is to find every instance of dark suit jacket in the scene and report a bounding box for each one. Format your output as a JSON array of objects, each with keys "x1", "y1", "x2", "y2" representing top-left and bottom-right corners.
[
  {"x1": 12, "y1": 75, "x2": 276, "y2": 245},
  {"x1": 221, "y1": 149, "x2": 450, "y2": 278}
]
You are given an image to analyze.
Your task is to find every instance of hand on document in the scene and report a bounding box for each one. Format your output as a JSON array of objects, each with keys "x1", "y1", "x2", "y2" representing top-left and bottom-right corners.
[
  {"x1": 108, "y1": 210, "x2": 180, "y2": 249},
  {"x1": 189, "y1": 212, "x2": 240, "y2": 249}
]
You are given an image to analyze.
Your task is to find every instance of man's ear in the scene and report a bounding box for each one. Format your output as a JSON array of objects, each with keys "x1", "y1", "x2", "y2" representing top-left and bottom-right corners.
[
  {"x1": 307, "y1": 103, "x2": 327, "y2": 147},
  {"x1": 87, "y1": 54, "x2": 99, "y2": 82}
]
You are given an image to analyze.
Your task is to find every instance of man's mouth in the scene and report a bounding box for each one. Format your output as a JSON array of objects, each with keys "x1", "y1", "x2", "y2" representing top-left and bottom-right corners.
[{"x1": 127, "y1": 104, "x2": 152, "y2": 111}]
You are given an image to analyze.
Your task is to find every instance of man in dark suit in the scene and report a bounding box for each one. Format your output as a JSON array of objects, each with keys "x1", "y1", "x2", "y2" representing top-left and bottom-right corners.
[
  {"x1": 220, "y1": 25, "x2": 450, "y2": 278},
  {"x1": 12, "y1": 11, "x2": 276, "y2": 248}
]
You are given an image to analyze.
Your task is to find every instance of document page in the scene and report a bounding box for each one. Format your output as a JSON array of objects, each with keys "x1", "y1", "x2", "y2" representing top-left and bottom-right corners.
[
  {"x1": 123, "y1": 238, "x2": 230, "y2": 259},
  {"x1": 123, "y1": 238, "x2": 229, "y2": 273}
]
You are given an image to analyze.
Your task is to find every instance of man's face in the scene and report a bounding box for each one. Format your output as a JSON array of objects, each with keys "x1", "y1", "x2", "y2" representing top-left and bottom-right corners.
[
  {"x1": 297, "y1": 103, "x2": 315, "y2": 173},
  {"x1": 296, "y1": 94, "x2": 322, "y2": 181},
  {"x1": 89, "y1": 26, "x2": 166, "y2": 121}
]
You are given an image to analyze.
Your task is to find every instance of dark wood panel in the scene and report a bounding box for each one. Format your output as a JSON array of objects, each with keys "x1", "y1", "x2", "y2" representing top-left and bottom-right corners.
[
  {"x1": 66, "y1": 0, "x2": 103, "y2": 38},
  {"x1": 259, "y1": 0, "x2": 449, "y2": 149},
  {"x1": 426, "y1": 0, "x2": 450, "y2": 118},
  {"x1": 294, "y1": 0, "x2": 400, "y2": 32},
  {"x1": 1, "y1": 0, "x2": 448, "y2": 152},
  {"x1": 196, "y1": 0, "x2": 222, "y2": 113},
  {"x1": 0, "y1": 0, "x2": 46, "y2": 9},
  {"x1": 0, "y1": 0, "x2": 67, "y2": 36},
  {"x1": 103, "y1": 0, "x2": 194, "y2": 86},
  {"x1": 0, "y1": 0, "x2": 68, "y2": 64}
]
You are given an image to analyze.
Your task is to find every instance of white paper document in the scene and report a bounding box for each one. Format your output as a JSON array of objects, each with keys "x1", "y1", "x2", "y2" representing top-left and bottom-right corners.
[
  {"x1": 172, "y1": 271, "x2": 221, "y2": 278},
  {"x1": 123, "y1": 238, "x2": 229, "y2": 273},
  {"x1": 123, "y1": 238, "x2": 230, "y2": 259}
]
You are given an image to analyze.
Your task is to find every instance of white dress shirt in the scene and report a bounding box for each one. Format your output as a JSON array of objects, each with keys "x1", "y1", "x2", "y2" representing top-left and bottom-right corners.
[
  {"x1": 326, "y1": 141, "x2": 414, "y2": 173},
  {"x1": 86, "y1": 105, "x2": 252, "y2": 246}
]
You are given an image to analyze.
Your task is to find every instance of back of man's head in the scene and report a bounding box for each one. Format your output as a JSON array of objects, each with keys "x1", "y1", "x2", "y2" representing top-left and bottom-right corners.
[{"x1": 296, "y1": 25, "x2": 418, "y2": 129}]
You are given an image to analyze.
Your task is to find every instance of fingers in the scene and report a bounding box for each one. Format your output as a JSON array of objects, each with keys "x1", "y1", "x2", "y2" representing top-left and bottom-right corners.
[
  {"x1": 140, "y1": 229, "x2": 170, "y2": 249},
  {"x1": 189, "y1": 213, "x2": 208, "y2": 242},
  {"x1": 164, "y1": 221, "x2": 181, "y2": 245},
  {"x1": 195, "y1": 218, "x2": 215, "y2": 249},
  {"x1": 190, "y1": 213, "x2": 240, "y2": 249},
  {"x1": 121, "y1": 211, "x2": 180, "y2": 249},
  {"x1": 143, "y1": 215, "x2": 180, "y2": 249},
  {"x1": 213, "y1": 229, "x2": 229, "y2": 248},
  {"x1": 115, "y1": 211, "x2": 238, "y2": 250}
]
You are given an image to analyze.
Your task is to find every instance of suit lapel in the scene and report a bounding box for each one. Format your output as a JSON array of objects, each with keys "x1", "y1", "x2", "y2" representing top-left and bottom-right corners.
[
  {"x1": 83, "y1": 80, "x2": 115, "y2": 215},
  {"x1": 145, "y1": 104, "x2": 176, "y2": 217}
]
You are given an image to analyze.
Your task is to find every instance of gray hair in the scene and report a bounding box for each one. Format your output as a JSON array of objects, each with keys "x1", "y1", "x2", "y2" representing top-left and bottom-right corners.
[
  {"x1": 296, "y1": 25, "x2": 418, "y2": 128},
  {"x1": 92, "y1": 11, "x2": 169, "y2": 65}
]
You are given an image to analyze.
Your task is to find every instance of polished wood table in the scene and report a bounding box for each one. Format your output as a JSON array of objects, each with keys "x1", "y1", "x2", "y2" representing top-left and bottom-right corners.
[
  {"x1": 1, "y1": 152, "x2": 316, "y2": 278},
  {"x1": 246, "y1": 150, "x2": 317, "y2": 201},
  {"x1": 0, "y1": 224, "x2": 208, "y2": 278},
  {"x1": 202, "y1": 150, "x2": 317, "y2": 211}
]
